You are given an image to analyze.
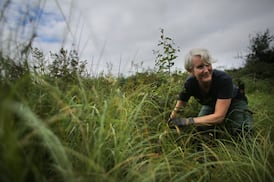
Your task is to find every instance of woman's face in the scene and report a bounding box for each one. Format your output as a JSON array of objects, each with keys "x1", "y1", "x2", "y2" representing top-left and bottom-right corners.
[{"x1": 191, "y1": 55, "x2": 213, "y2": 84}]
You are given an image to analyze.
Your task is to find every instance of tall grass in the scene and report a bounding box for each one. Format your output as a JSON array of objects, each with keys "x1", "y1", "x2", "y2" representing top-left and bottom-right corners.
[{"x1": 0, "y1": 71, "x2": 273, "y2": 181}]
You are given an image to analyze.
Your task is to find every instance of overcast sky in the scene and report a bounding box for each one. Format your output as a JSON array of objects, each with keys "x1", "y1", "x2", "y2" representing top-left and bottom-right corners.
[{"x1": 1, "y1": 0, "x2": 274, "y2": 76}]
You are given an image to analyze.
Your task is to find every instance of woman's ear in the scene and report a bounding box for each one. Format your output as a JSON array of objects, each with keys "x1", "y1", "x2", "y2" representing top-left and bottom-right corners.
[{"x1": 187, "y1": 68, "x2": 193, "y2": 75}]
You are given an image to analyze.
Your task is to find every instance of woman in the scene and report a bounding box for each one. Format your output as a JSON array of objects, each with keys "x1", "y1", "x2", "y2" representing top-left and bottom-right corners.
[{"x1": 169, "y1": 48, "x2": 253, "y2": 137}]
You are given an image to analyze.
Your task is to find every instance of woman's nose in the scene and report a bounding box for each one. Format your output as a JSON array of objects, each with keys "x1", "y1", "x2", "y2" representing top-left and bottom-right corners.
[{"x1": 203, "y1": 65, "x2": 210, "y2": 72}]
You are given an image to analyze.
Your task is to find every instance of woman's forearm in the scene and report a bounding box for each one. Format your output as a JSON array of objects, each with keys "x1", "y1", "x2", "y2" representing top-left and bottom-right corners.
[
  {"x1": 193, "y1": 114, "x2": 225, "y2": 125},
  {"x1": 174, "y1": 100, "x2": 185, "y2": 111}
]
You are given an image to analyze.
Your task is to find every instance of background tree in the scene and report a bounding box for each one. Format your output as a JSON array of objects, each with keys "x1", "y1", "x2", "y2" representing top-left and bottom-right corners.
[
  {"x1": 246, "y1": 29, "x2": 274, "y2": 64},
  {"x1": 0, "y1": 51, "x2": 30, "y2": 82},
  {"x1": 153, "y1": 28, "x2": 180, "y2": 75},
  {"x1": 244, "y1": 29, "x2": 274, "y2": 78},
  {"x1": 31, "y1": 47, "x2": 46, "y2": 75},
  {"x1": 48, "y1": 48, "x2": 88, "y2": 82}
]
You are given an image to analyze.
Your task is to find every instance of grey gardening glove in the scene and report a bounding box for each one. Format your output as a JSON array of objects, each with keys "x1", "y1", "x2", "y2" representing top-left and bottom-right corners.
[{"x1": 168, "y1": 117, "x2": 195, "y2": 129}]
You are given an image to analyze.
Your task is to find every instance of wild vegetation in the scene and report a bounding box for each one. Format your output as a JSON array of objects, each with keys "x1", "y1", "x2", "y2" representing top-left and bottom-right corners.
[{"x1": 0, "y1": 2, "x2": 274, "y2": 182}]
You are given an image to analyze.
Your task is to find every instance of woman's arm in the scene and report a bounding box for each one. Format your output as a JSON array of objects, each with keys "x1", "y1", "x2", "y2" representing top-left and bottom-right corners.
[
  {"x1": 170, "y1": 100, "x2": 186, "y2": 119},
  {"x1": 193, "y1": 98, "x2": 231, "y2": 125}
]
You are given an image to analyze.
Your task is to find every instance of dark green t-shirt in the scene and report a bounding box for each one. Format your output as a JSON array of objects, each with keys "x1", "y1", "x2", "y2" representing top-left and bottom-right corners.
[{"x1": 178, "y1": 69, "x2": 237, "y2": 106}]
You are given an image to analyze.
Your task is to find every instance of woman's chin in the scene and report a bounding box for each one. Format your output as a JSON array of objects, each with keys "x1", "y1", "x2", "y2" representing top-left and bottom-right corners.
[{"x1": 201, "y1": 76, "x2": 212, "y2": 83}]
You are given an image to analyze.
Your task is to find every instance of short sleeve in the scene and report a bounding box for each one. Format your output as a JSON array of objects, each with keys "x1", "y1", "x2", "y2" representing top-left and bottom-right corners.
[{"x1": 178, "y1": 80, "x2": 192, "y2": 102}]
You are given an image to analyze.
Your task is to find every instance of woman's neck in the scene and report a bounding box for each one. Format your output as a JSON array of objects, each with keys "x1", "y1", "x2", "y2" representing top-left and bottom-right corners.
[{"x1": 199, "y1": 81, "x2": 211, "y2": 93}]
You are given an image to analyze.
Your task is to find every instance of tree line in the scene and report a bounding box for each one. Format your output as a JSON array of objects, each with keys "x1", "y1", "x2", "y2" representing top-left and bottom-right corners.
[{"x1": 0, "y1": 29, "x2": 274, "y2": 85}]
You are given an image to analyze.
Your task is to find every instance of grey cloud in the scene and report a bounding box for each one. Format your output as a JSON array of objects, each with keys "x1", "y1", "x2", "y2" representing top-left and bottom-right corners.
[{"x1": 19, "y1": 0, "x2": 274, "y2": 74}]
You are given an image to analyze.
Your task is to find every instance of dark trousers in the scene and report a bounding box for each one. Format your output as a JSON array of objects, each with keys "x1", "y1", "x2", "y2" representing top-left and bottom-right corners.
[{"x1": 197, "y1": 99, "x2": 254, "y2": 138}]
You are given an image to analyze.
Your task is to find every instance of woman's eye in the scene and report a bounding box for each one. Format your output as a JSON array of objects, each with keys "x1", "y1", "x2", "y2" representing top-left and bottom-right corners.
[{"x1": 197, "y1": 65, "x2": 204, "y2": 69}]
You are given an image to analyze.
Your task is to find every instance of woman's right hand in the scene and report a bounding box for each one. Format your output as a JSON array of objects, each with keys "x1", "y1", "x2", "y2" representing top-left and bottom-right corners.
[{"x1": 169, "y1": 110, "x2": 177, "y2": 120}]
